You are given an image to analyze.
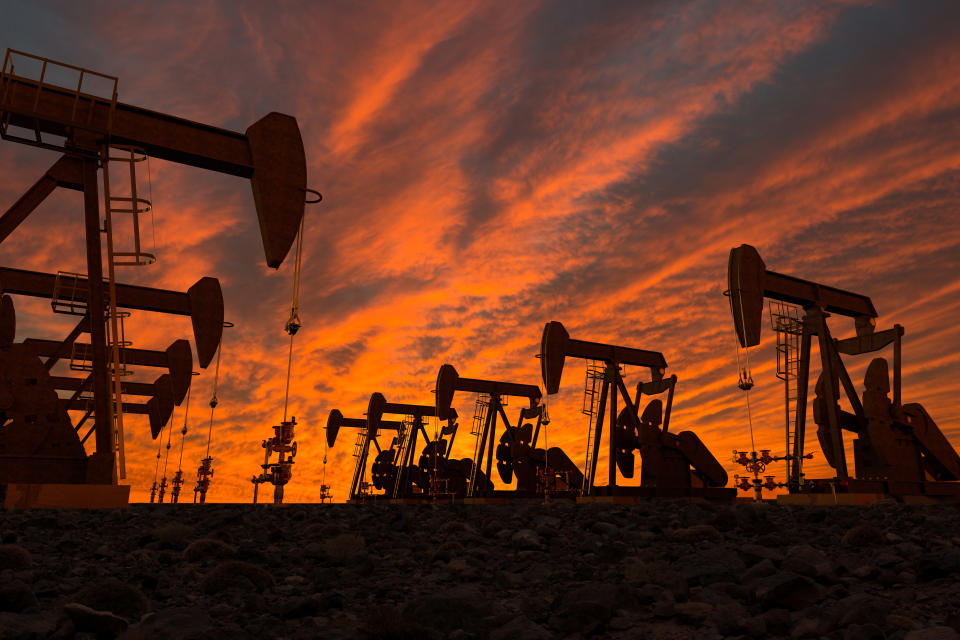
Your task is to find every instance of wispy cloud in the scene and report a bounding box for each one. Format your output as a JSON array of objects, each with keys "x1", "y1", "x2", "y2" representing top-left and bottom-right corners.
[{"x1": 1, "y1": 0, "x2": 958, "y2": 502}]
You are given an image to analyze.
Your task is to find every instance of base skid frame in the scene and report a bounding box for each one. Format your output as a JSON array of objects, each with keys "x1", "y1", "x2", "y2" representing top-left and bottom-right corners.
[
  {"x1": 777, "y1": 479, "x2": 960, "y2": 506},
  {"x1": 1, "y1": 483, "x2": 130, "y2": 509}
]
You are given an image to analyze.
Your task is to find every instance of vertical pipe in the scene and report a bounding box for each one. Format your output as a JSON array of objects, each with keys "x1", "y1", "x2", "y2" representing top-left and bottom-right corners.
[
  {"x1": 609, "y1": 368, "x2": 618, "y2": 490},
  {"x1": 445, "y1": 419, "x2": 456, "y2": 459},
  {"x1": 588, "y1": 377, "x2": 609, "y2": 495},
  {"x1": 486, "y1": 400, "x2": 498, "y2": 486},
  {"x1": 784, "y1": 362, "x2": 791, "y2": 480},
  {"x1": 662, "y1": 377, "x2": 676, "y2": 433},
  {"x1": 82, "y1": 158, "x2": 114, "y2": 483},
  {"x1": 893, "y1": 326, "x2": 902, "y2": 409},
  {"x1": 793, "y1": 327, "x2": 813, "y2": 486},
  {"x1": 101, "y1": 147, "x2": 127, "y2": 478},
  {"x1": 400, "y1": 417, "x2": 422, "y2": 498},
  {"x1": 814, "y1": 312, "x2": 848, "y2": 479},
  {"x1": 473, "y1": 404, "x2": 495, "y2": 495}
]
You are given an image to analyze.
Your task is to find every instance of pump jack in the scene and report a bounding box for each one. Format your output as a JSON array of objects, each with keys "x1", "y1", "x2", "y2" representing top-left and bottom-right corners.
[
  {"x1": 362, "y1": 393, "x2": 460, "y2": 500},
  {"x1": 366, "y1": 393, "x2": 461, "y2": 500},
  {"x1": 540, "y1": 321, "x2": 731, "y2": 498},
  {"x1": 0, "y1": 50, "x2": 306, "y2": 507},
  {"x1": 727, "y1": 244, "x2": 960, "y2": 501},
  {"x1": 435, "y1": 364, "x2": 582, "y2": 497},
  {"x1": 326, "y1": 409, "x2": 403, "y2": 501}
]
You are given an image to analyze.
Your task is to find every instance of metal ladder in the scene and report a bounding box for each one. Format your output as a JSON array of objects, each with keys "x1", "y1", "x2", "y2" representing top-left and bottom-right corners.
[
  {"x1": 769, "y1": 301, "x2": 803, "y2": 480},
  {"x1": 348, "y1": 428, "x2": 367, "y2": 498},
  {"x1": 391, "y1": 418, "x2": 413, "y2": 498},
  {"x1": 581, "y1": 360, "x2": 604, "y2": 492},
  {"x1": 101, "y1": 145, "x2": 154, "y2": 479},
  {"x1": 468, "y1": 393, "x2": 490, "y2": 496}
]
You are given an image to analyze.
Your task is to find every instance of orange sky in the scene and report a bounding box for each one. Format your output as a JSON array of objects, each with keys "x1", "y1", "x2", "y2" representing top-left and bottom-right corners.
[{"x1": 1, "y1": 1, "x2": 958, "y2": 503}]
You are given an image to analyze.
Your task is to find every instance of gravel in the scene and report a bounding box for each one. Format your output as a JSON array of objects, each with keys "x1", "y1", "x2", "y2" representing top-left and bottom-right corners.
[{"x1": 0, "y1": 501, "x2": 958, "y2": 639}]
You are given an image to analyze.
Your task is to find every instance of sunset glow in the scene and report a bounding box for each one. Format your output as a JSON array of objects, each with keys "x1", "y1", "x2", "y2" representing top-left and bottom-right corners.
[{"x1": 1, "y1": 1, "x2": 958, "y2": 503}]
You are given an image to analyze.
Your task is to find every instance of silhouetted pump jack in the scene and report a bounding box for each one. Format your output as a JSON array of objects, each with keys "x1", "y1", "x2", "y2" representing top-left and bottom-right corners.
[
  {"x1": 435, "y1": 364, "x2": 582, "y2": 497},
  {"x1": 327, "y1": 395, "x2": 460, "y2": 501},
  {"x1": 327, "y1": 408, "x2": 404, "y2": 501},
  {"x1": 0, "y1": 49, "x2": 307, "y2": 507},
  {"x1": 727, "y1": 244, "x2": 960, "y2": 499},
  {"x1": 540, "y1": 321, "x2": 731, "y2": 498}
]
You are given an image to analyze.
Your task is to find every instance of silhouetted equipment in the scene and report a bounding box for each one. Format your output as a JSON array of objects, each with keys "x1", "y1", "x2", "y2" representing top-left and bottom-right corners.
[
  {"x1": 0, "y1": 51, "x2": 305, "y2": 267},
  {"x1": 435, "y1": 364, "x2": 582, "y2": 497},
  {"x1": 317, "y1": 483, "x2": 333, "y2": 503},
  {"x1": 169, "y1": 374, "x2": 198, "y2": 504},
  {"x1": 328, "y1": 395, "x2": 461, "y2": 501},
  {"x1": 193, "y1": 456, "x2": 213, "y2": 504},
  {"x1": 0, "y1": 50, "x2": 307, "y2": 506},
  {"x1": 252, "y1": 418, "x2": 298, "y2": 504},
  {"x1": 318, "y1": 405, "x2": 332, "y2": 503},
  {"x1": 727, "y1": 244, "x2": 960, "y2": 500},
  {"x1": 194, "y1": 322, "x2": 230, "y2": 504},
  {"x1": 733, "y1": 449, "x2": 813, "y2": 502},
  {"x1": 366, "y1": 393, "x2": 463, "y2": 500},
  {"x1": 326, "y1": 408, "x2": 403, "y2": 501},
  {"x1": 169, "y1": 469, "x2": 185, "y2": 503},
  {"x1": 540, "y1": 321, "x2": 730, "y2": 498},
  {"x1": 252, "y1": 200, "x2": 315, "y2": 505}
]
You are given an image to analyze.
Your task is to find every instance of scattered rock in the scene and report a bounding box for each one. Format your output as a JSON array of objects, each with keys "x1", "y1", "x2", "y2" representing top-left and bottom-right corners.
[
  {"x1": 150, "y1": 522, "x2": 196, "y2": 550},
  {"x1": 489, "y1": 615, "x2": 552, "y2": 640},
  {"x1": 591, "y1": 521, "x2": 619, "y2": 536},
  {"x1": 4, "y1": 502, "x2": 960, "y2": 638},
  {"x1": 548, "y1": 582, "x2": 621, "y2": 635},
  {"x1": 740, "y1": 543, "x2": 785, "y2": 564},
  {"x1": 754, "y1": 571, "x2": 823, "y2": 610},
  {"x1": 360, "y1": 604, "x2": 424, "y2": 639},
  {"x1": 671, "y1": 524, "x2": 722, "y2": 543},
  {"x1": 673, "y1": 547, "x2": 744, "y2": 585},
  {"x1": 402, "y1": 584, "x2": 492, "y2": 637},
  {"x1": 511, "y1": 529, "x2": 543, "y2": 550},
  {"x1": 792, "y1": 615, "x2": 828, "y2": 638},
  {"x1": 915, "y1": 549, "x2": 960, "y2": 582},
  {"x1": 842, "y1": 524, "x2": 884, "y2": 547},
  {"x1": 183, "y1": 538, "x2": 237, "y2": 562},
  {"x1": 199, "y1": 561, "x2": 275, "y2": 595},
  {"x1": 674, "y1": 601, "x2": 713, "y2": 624},
  {"x1": 836, "y1": 594, "x2": 890, "y2": 628},
  {"x1": 622, "y1": 558, "x2": 689, "y2": 598},
  {"x1": 321, "y1": 533, "x2": 368, "y2": 564},
  {"x1": 904, "y1": 628, "x2": 960, "y2": 640},
  {"x1": 121, "y1": 607, "x2": 224, "y2": 640},
  {"x1": 74, "y1": 578, "x2": 150, "y2": 621},
  {"x1": 0, "y1": 580, "x2": 37, "y2": 613},
  {"x1": 0, "y1": 612, "x2": 57, "y2": 639},
  {"x1": 843, "y1": 623, "x2": 885, "y2": 640},
  {"x1": 62, "y1": 602, "x2": 128, "y2": 635},
  {"x1": 742, "y1": 558, "x2": 777, "y2": 583},
  {"x1": 886, "y1": 614, "x2": 920, "y2": 634},
  {"x1": 782, "y1": 544, "x2": 834, "y2": 579},
  {"x1": 0, "y1": 545, "x2": 31, "y2": 571}
]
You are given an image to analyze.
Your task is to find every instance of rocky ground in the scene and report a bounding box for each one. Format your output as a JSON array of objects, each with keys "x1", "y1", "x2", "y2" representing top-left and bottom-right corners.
[{"x1": 1, "y1": 500, "x2": 959, "y2": 639}]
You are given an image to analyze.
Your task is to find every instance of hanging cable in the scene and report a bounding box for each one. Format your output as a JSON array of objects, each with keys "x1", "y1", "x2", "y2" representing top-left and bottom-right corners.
[
  {"x1": 150, "y1": 422, "x2": 164, "y2": 502},
  {"x1": 321, "y1": 427, "x2": 328, "y2": 488},
  {"x1": 732, "y1": 268, "x2": 757, "y2": 455},
  {"x1": 282, "y1": 213, "x2": 305, "y2": 422},
  {"x1": 176, "y1": 383, "x2": 193, "y2": 473},
  {"x1": 205, "y1": 334, "x2": 225, "y2": 459},
  {"x1": 160, "y1": 403, "x2": 176, "y2": 478}
]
